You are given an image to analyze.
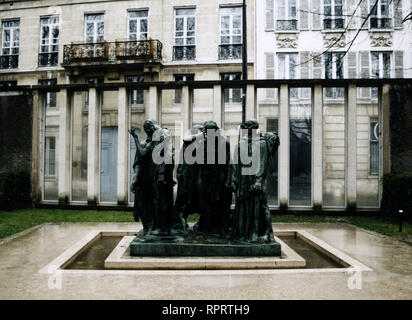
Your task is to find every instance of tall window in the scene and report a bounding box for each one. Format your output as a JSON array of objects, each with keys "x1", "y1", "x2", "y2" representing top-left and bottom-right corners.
[
  {"x1": 85, "y1": 14, "x2": 104, "y2": 42},
  {"x1": 174, "y1": 74, "x2": 194, "y2": 103},
  {"x1": 276, "y1": 0, "x2": 297, "y2": 30},
  {"x1": 126, "y1": 75, "x2": 144, "y2": 107},
  {"x1": 39, "y1": 16, "x2": 59, "y2": 67},
  {"x1": 371, "y1": 52, "x2": 391, "y2": 78},
  {"x1": 221, "y1": 73, "x2": 242, "y2": 103},
  {"x1": 128, "y1": 10, "x2": 148, "y2": 39},
  {"x1": 45, "y1": 137, "x2": 56, "y2": 177},
  {"x1": 173, "y1": 8, "x2": 196, "y2": 61},
  {"x1": 370, "y1": 119, "x2": 379, "y2": 175},
  {"x1": 278, "y1": 53, "x2": 298, "y2": 97},
  {"x1": 370, "y1": 0, "x2": 391, "y2": 29},
  {"x1": 324, "y1": 53, "x2": 344, "y2": 97},
  {"x1": 219, "y1": 7, "x2": 242, "y2": 60},
  {"x1": 39, "y1": 79, "x2": 57, "y2": 108},
  {"x1": 324, "y1": 0, "x2": 344, "y2": 29},
  {"x1": 1, "y1": 20, "x2": 19, "y2": 69}
]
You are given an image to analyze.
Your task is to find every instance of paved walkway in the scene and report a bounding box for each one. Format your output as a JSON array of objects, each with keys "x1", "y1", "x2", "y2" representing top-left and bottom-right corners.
[{"x1": 0, "y1": 222, "x2": 411, "y2": 299}]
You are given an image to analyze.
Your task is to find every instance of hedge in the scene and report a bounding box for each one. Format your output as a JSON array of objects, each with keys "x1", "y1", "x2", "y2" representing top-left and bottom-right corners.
[
  {"x1": 381, "y1": 173, "x2": 412, "y2": 219},
  {"x1": 0, "y1": 170, "x2": 31, "y2": 211}
]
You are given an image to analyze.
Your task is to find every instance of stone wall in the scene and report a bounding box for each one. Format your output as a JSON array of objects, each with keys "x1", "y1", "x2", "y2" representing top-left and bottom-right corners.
[
  {"x1": 0, "y1": 93, "x2": 32, "y2": 173},
  {"x1": 390, "y1": 84, "x2": 412, "y2": 173}
]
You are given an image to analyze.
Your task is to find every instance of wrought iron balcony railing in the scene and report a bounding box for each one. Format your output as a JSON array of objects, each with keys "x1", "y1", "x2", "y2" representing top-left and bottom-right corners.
[
  {"x1": 276, "y1": 19, "x2": 298, "y2": 31},
  {"x1": 39, "y1": 52, "x2": 58, "y2": 67},
  {"x1": 173, "y1": 45, "x2": 196, "y2": 61},
  {"x1": 0, "y1": 55, "x2": 18, "y2": 69},
  {"x1": 370, "y1": 17, "x2": 392, "y2": 29},
  {"x1": 63, "y1": 39, "x2": 162, "y2": 66},
  {"x1": 323, "y1": 18, "x2": 344, "y2": 29},
  {"x1": 219, "y1": 44, "x2": 242, "y2": 60}
]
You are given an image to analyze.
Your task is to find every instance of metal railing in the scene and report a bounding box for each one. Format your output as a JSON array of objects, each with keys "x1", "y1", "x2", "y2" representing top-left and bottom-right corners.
[
  {"x1": 323, "y1": 18, "x2": 344, "y2": 29},
  {"x1": 63, "y1": 39, "x2": 162, "y2": 65},
  {"x1": 276, "y1": 19, "x2": 298, "y2": 31},
  {"x1": 38, "y1": 52, "x2": 58, "y2": 67},
  {"x1": 370, "y1": 17, "x2": 392, "y2": 29},
  {"x1": 0, "y1": 55, "x2": 18, "y2": 69},
  {"x1": 173, "y1": 45, "x2": 196, "y2": 61},
  {"x1": 219, "y1": 44, "x2": 242, "y2": 60}
]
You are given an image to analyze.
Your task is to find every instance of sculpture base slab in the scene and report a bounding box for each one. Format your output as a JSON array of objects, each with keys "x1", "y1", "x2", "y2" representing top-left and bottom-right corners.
[{"x1": 130, "y1": 233, "x2": 281, "y2": 257}]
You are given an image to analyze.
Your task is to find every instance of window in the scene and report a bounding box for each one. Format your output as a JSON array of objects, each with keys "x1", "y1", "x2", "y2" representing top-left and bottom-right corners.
[
  {"x1": 221, "y1": 73, "x2": 242, "y2": 103},
  {"x1": 0, "y1": 80, "x2": 17, "y2": 88},
  {"x1": 84, "y1": 77, "x2": 103, "y2": 108},
  {"x1": 324, "y1": 53, "x2": 344, "y2": 97},
  {"x1": 173, "y1": 8, "x2": 196, "y2": 60},
  {"x1": 174, "y1": 74, "x2": 194, "y2": 103},
  {"x1": 371, "y1": 52, "x2": 391, "y2": 78},
  {"x1": 324, "y1": 0, "x2": 344, "y2": 29},
  {"x1": 1, "y1": 20, "x2": 19, "y2": 69},
  {"x1": 126, "y1": 75, "x2": 144, "y2": 106},
  {"x1": 277, "y1": 53, "x2": 298, "y2": 97},
  {"x1": 39, "y1": 16, "x2": 59, "y2": 67},
  {"x1": 276, "y1": 0, "x2": 297, "y2": 30},
  {"x1": 85, "y1": 14, "x2": 104, "y2": 41},
  {"x1": 370, "y1": 119, "x2": 379, "y2": 175},
  {"x1": 39, "y1": 79, "x2": 57, "y2": 108},
  {"x1": 128, "y1": 10, "x2": 148, "y2": 40},
  {"x1": 370, "y1": 0, "x2": 391, "y2": 29},
  {"x1": 219, "y1": 7, "x2": 242, "y2": 59},
  {"x1": 45, "y1": 136, "x2": 56, "y2": 177}
]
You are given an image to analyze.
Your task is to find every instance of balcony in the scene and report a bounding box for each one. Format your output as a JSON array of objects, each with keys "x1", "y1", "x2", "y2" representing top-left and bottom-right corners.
[
  {"x1": 0, "y1": 55, "x2": 18, "y2": 69},
  {"x1": 370, "y1": 17, "x2": 392, "y2": 29},
  {"x1": 323, "y1": 18, "x2": 344, "y2": 29},
  {"x1": 219, "y1": 44, "x2": 242, "y2": 60},
  {"x1": 276, "y1": 20, "x2": 298, "y2": 31},
  {"x1": 62, "y1": 39, "x2": 162, "y2": 69}
]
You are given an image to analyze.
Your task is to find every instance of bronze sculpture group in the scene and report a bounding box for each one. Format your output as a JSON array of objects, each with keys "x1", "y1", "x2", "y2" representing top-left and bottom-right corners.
[{"x1": 129, "y1": 118, "x2": 279, "y2": 244}]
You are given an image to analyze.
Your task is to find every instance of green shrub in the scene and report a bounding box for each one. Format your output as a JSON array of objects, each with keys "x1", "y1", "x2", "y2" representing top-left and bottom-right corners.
[
  {"x1": 0, "y1": 170, "x2": 31, "y2": 211},
  {"x1": 382, "y1": 173, "x2": 412, "y2": 219}
]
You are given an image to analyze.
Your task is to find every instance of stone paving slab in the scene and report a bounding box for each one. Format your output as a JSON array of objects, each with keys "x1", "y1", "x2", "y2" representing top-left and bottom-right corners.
[{"x1": 0, "y1": 222, "x2": 411, "y2": 299}]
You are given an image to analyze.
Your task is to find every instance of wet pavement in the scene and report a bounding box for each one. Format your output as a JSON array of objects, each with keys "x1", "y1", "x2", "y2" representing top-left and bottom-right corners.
[{"x1": 0, "y1": 222, "x2": 411, "y2": 299}]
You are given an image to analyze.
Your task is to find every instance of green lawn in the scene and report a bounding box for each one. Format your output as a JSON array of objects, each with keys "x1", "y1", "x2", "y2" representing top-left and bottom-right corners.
[{"x1": 0, "y1": 208, "x2": 411, "y2": 243}]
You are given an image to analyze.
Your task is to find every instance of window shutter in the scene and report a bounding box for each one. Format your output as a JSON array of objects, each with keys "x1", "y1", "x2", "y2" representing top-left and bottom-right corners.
[
  {"x1": 300, "y1": 0, "x2": 309, "y2": 30},
  {"x1": 312, "y1": 0, "x2": 321, "y2": 30},
  {"x1": 360, "y1": 0, "x2": 368, "y2": 29},
  {"x1": 312, "y1": 52, "x2": 322, "y2": 78},
  {"x1": 300, "y1": 51, "x2": 310, "y2": 79},
  {"x1": 394, "y1": 0, "x2": 403, "y2": 29},
  {"x1": 265, "y1": 52, "x2": 275, "y2": 98},
  {"x1": 360, "y1": 51, "x2": 369, "y2": 78},
  {"x1": 394, "y1": 51, "x2": 404, "y2": 78},
  {"x1": 266, "y1": 0, "x2": 274, "y2": 30},
  {"x1": 348, "y1": 52, "x2": 357, "y2": 78},
  {"x1": 346, "y1": 0, "x2": 357, "y2": 30}
]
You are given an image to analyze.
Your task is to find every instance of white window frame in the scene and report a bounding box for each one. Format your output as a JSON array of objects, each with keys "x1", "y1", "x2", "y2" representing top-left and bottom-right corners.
[
  {"x1": 371, "y1": 51, "x2": 392, "y2": 78},
  {"x1": 369, "y1": 0, "x2": 392, "y2": 29},
  {"x1": 127, "y1": 10, "x2": 148, "y2": 40},
  {"x1": 219, "y1": 7, "x2": 242, "y2": 45},
  {"x1": 221, "y1": 73, "x2": 242, "y2": 104},
  {"x1": 174, "y1": 74, "x2": 194, "y2": 104},
  {"x1": 323, "y1": 0, "x2": 344, "y2": 29},
  {"x1": 1, "y1": 20, "x2": 20, "y2": 63},
  {"x1": 84, "y1": 13, "x2": 104, "y2": 42},
  {"x1": 276, "y1": 53, "x2": 298, "y2": 79},
  {"x1": 126, "y1": 75, "x2": 144, "y2": 107},
  {"x1": 39, "y1": 16, "x2": 59, "y2": 67},
  {"x1": 173, "y1": 8, "x2": 196, "y2": 60},
  {"x1": 276, "y1": 0, "x2": 297, "y2": 30},
  {"x1": 324, "y1": 52, "x2": 345, "y2": 79}
]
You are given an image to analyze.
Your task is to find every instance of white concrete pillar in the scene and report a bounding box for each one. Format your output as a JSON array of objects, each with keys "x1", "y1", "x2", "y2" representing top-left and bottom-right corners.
[
  {"x1": 58, "y1": 89, "x2": 71, "y2": 204},
  {"x1": 246, "y1": 84, "x2": 256, "y2": 120},
  {"x1": 181, "y1": 85, "x2": 190, "y2": 135},
  {"x1": 347, "y1": 84, "x2": 357, "y2": 208},
  {"x1": 31, "y1": 91, "x2": 42, "y2": 204},
  {"x1": 313, "y1": 85, "x2": 323, "y2": 208},
  {"x1": 213, "y1": 85, "x2": 222, "y2": 128},
  {"x1": 117, "y1": 87, "x2": 128, "y2": 205},
  {"x1": 87, "y1": 88, "x2": 99, "y2": 204},
  {"x1": 279, "y1": 84, "x2": 289, "y2": 208},
  {"x1": 147, "y1": 86, "x2": 159, "y2": 121},
  {"x1": 381, "y1": 84, "x2": 390, "y2": 175}
]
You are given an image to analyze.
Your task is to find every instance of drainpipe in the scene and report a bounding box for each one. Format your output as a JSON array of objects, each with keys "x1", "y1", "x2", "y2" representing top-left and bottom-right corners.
[{"x1": 242, "y1": 0, "x2": 247, "y2": 123}]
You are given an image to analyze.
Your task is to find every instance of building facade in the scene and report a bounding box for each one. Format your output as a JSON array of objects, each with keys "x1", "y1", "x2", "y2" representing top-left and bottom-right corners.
[{"x1": 0, "y1": 0, "x2": 410, "y2": 210}]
